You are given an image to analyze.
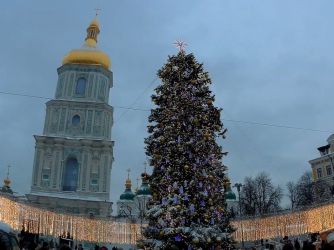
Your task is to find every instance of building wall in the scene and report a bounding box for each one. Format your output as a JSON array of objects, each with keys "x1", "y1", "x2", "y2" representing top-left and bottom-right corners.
[
  {"x1": 117, "y1": 195, "x2": 152, "y2": 218},
  {"x1": 55, "y1": 64, "x2": 113, "y2": 103},
  {"x1": 117, "y1": 200, "x2": 136, "y2": 217},
  {"x1": 43, "y1": 100, "x2": 113, "y2": 140},
  {"x1": 309, "y1": 135, "x2": 334, "y2": 189},
  {"x1": 310, "y1": 156, "x2": 334, "y2": 182},
  {"x1": 30, "y1": 136, "x2": 114, "y2": 201},
  {"x1": 28, "y1": 63, "x2": 114, "y2": 216}
]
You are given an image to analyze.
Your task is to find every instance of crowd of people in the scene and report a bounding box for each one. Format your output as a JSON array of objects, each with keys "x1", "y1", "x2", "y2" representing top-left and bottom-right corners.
[
  {"x1": 247, "y1": 232, "x2": 334, "y2": 250},
  {"x1": 17, "y1": 229, "x2": 334, "y2": 250}
]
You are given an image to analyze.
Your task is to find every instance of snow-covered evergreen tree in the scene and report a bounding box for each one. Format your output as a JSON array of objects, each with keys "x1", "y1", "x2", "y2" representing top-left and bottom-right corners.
[{"x1": 137, "y1": 48, "x2": 235, "y2": 250}]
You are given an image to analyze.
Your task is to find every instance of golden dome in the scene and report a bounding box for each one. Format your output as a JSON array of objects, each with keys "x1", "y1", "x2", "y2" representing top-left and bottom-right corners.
[
  {"x1": 4, "y1": 178, "x2": 10, "y2": 187},
  {"x1": 62, "y1": 14, "x2": 111, "y2": 70},
  {"x1": 226, "y1": 177, "x2": 231, "y2": 187},
  {"x1": 125, "y1": 178, "x2": 132, "y2": 189},
  {"x1": 89, "y1": 17, "x2": 100, "y2": 29}
]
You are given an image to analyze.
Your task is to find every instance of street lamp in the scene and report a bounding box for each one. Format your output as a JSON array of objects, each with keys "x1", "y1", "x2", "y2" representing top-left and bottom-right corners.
[{"x1": 233, "y1": 183, "x2": 244, "y2": 248}]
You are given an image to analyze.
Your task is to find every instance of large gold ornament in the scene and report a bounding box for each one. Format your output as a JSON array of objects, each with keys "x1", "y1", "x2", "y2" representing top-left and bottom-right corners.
[
  {"x1": 204, "y1": 132, "x2": 210, "y2": 138},
  {"x1": 161, "y1": 137, "x2": 165, "y2": 142},
  {"x1": 193, "y1": 238, "x2": 199, "y2": 244},
  {"x1": 184, "y1": 165, "x2": 189, "y2": 170}
]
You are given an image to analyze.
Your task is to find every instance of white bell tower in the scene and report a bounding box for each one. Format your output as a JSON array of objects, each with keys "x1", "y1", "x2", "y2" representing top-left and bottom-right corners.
[{"x1": 27, "y1": 12, "x2": 114, "y2": 217}]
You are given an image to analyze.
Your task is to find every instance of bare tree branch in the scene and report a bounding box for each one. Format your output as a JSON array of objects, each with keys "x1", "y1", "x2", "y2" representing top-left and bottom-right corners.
[
  {"x1": 240, "y1": 172, "x2": 283, "y2": 215},
  {"x1": 286, "y1": 181, "x2": 298, "y2": 210}
]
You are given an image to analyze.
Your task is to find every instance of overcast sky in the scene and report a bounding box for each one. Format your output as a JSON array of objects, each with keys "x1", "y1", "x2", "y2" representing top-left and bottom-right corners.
[{"x1": 0, "y1": 0, "x2": 334, "y2": 210}]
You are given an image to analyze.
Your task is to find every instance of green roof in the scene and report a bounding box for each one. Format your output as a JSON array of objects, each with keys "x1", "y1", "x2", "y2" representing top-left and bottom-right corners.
[
  {"x1": 136, "y1": 183, "x2": 152, "y2": 196},
  {"x1": 119, "y1": 188, "x2": 135, "y2": 200},
  {"x1": 225, "y1": 186, "x2": 236, "y2": 200}
]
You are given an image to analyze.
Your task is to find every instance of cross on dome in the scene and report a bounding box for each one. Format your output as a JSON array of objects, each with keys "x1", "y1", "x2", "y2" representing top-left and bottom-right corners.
[
  {"x1": 6, "y1": 164, "x2": 10, "y2": 179},
  {"x1": 143, "y1": 161, "x2": 147, "y2": 173},
  {"x1": 95, "y1": 7, "x2": 101, "y2": 16},
  {"x1": 127, "y1": 168, "x2": 131, "y2": 179}
]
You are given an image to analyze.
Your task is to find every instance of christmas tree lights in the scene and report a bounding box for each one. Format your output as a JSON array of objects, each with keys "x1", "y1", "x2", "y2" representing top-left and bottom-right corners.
[{"x1": 137, "y1": 50, "x2": 234, "y2": 250}]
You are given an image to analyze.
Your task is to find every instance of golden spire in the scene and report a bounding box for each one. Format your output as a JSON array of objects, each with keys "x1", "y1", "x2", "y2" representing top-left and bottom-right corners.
[
  {"x1": 4, "y1": 164, "x2": 11, "y2": 187},
  {"x1": 142, "y1": 161, "x2": 148, "y2": 183},
  {"x1": 84, "y1": 9, "x2": 101, "y2": 47},
  {"x1": 135, "y1": 177, "x2": 140, "y2": 193},
  {"x1": 95, "y1": 7, "x2": 101, "y2": 17},
  {"x1": 143, "y1": 161, "x2": 147, "y2": 174},
  {"x1": 125, "y1": 168, "x2": 132, "y2": 189},
  {"x1": 61, "y1": 9, "x2": 111, "y2": 70},
  {"x1": 226, "y1": 176, "x2": 231, "y2": 188}
]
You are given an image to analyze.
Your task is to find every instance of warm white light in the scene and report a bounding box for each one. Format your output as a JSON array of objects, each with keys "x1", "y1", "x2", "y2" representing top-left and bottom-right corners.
[{"x1": 1, "y1": 195, "x2": 334, "y2": 243}]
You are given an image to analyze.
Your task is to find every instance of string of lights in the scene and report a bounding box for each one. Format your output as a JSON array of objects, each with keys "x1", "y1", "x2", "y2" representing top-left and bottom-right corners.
[
  {"x1": 0, "y1": 196, "x2": 143, "y2": 244},
  {"x1": 221, "y1": 107, "x2": 286, "y2": 179},
  {"x1": 1, "y1": 195, "x2": 334, "y2": 243},
  {"x1": 0, "y1": 90, "x2": 332, "y2": 133},
  {"x1": 113, "y1": 76, "x2": 158, "y2": 123}
]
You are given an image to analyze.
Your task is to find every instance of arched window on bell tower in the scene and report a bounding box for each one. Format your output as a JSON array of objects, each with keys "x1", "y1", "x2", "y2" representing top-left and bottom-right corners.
[
  {"x1": 63, "y1": 158, "x2": 78, "y2": 192},
  {"x1": 76, "y1": 78, "x2": 87, "y2": 94}
]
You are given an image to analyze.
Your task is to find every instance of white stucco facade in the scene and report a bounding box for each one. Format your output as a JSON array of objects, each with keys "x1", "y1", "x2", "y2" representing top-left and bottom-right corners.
[{"x1": 27, "y1": 64, "x2": 115, "y2": 217}]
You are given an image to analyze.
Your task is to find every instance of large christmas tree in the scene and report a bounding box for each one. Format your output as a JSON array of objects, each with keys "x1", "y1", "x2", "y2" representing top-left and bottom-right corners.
[{"x1": 138, "y1": 41, "x2": 235, "y2": 250}]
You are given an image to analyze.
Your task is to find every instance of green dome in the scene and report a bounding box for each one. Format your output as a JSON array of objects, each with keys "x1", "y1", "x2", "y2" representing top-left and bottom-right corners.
[
  {"x1": 120, "y1": 188, "x2": 135, "y2": 200},
  {"x1": 225, "y1": 186, "x2": 236, "y2": 201},
  {"x1": 1, "y1": 186, "x2": 13, "y2": 195},
  {"x1": 137, "y1": 183, "x2": 152, "y2": 196}
]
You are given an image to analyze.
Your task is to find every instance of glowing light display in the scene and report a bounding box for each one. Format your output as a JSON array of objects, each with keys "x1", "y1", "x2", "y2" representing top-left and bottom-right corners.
[
  {"x1": 0, "y1": 196, "x2": 142, "y2": 244},
  {"x1": 1, "y1": 196, "x2": 334, "y2": 243},
  {"x1": 232, "y1": 204, "x2": 334, "y2": 241}
]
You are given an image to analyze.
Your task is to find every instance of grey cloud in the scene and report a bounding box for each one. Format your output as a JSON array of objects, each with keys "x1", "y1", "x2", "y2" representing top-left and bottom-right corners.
[{"x1": 1, "y1": 0, "x2": 334, "y2": 209}]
